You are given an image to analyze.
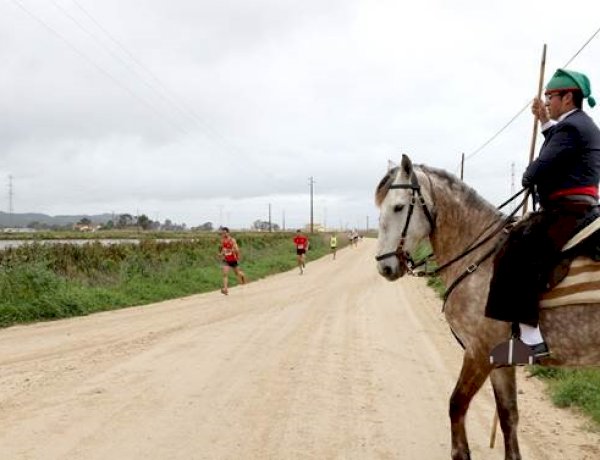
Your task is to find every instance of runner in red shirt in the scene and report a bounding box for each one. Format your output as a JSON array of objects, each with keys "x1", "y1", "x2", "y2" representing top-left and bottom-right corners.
[
  {"x1": 293, "y1": 229, "x2": 310, "y2": 274},
  {"x1": 218, "y1": 227, "x2": 246, "y2": 295}
]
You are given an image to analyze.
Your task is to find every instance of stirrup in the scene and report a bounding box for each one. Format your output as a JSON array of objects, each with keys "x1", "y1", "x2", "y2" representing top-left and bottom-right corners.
[{"x1": 489, "y1": 337, "x2": 536, "y2": 366}]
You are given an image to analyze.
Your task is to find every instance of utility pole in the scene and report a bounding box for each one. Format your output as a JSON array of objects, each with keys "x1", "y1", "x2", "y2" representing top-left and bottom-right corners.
[
  {"x1": 282, "y1": 210, "x2": 286, "y2": 231},
  {"x1": 460, "y1": 153, "x2": 465, "y2": 180},
  {"x1": 8, "y1": 175, "x2": 13, "y2": 228},
  {"x1": 523, "y1": 43, "x2": 547, "y2": 215},
  {"x1": 366, "y1": 215, "x2": 369, "y2": 233},
  {"x1": 308, "y1": 176, "x2": 315, "y2": 233},
  {"x1": 268, "y1": 203, "x2": 272, "y2": 232}
]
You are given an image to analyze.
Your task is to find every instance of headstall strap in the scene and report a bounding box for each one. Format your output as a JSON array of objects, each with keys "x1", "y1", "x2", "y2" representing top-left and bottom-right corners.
[{"x1": 375, "y1": 171, "x2": 435, "y2": 264}]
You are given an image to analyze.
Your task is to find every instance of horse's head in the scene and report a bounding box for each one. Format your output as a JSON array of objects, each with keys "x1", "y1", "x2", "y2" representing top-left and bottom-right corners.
[{"x1": 375, "y1": 154, "x2": 435, "y2": 281}]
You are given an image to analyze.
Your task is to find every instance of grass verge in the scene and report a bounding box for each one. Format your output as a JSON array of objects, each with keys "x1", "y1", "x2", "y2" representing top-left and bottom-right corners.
[{"x1": 0, "y1": 232, "x2": 345, "y2": 328}]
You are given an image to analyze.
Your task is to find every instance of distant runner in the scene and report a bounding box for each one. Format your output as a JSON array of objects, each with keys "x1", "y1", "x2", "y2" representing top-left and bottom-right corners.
[
  {"x1": 329, "y1": 234, "x2": 337, "y2": 260},
  {"x1": 218, "y1": 227, "x2": 246, "y2": 295},
  {"x1": 350, "y1": 229, "x2": 359, "y2": 248},
  {"x1": 293, "y1": 229, "x2": 310, "y2": 274}
]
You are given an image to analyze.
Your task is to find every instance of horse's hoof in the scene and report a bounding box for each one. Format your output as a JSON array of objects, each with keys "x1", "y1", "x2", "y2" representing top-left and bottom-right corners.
[{"x1": 451, "y1": 449, "x2": 471, "y2": 460}]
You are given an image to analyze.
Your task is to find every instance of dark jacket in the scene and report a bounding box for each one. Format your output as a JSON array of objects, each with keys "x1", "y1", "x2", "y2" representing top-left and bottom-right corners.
[
  {"x1": 486, "y1": 110, "x2": 600, "y2": 326},
  {"x1": 522, "y1": 110, "x2": 600, "y2": 208}
]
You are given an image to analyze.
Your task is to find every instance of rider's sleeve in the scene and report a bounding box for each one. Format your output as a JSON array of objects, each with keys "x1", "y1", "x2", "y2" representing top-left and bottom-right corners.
[{"x1": 522, "y1": 123, "x2": 580, "y2": 186}]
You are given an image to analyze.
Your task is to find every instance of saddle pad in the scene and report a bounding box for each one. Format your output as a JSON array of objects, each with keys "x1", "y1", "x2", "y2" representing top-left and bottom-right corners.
[
  {"x1": 562, "y1": 215, "x2": 600, "y2": 251},
  {"x1": 540, "y1": 256, "x2": 600, "y2": 308}
]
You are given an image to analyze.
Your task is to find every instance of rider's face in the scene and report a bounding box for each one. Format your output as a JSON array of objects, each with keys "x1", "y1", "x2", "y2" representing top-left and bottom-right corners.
[{"x1": 544, "y1": 91, "x2": 572, "y2": 120}]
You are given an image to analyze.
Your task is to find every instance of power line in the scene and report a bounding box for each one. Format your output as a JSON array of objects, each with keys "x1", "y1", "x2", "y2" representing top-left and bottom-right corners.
[
  {"x1": 563, "y1": 25, "x2": 600, "y2": 68},
  {"x1": 9, "y1": 0, "x2": 191, "y2": 137},
  {"x1": 465, "y1": 104, "x2": 529, "y2": 161},
  {"x1": 465, "y1": 25, "x2": 600, "y2": 162},
  {"x1": 10, "y1": 0, "x2": 285, "y2": 187},
  {"x1": 61, "y1": 0, "x2": 288, "y2": 185},
  {"x1": 66, "y1": 0, "x2": 232, "y2": 144},
  {"x1": 49, "y1": 0, "x2": 193, "y2": 133}
]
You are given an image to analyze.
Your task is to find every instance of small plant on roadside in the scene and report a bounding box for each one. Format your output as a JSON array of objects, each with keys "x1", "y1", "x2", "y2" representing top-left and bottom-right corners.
[
  {"x1": 530, "y1": 366, "x2": 600, "y2": 427},
  {"x1": 413, "y1": 240, "x2": 446, "y2": 298},
  {"x1": 0, "y1": 232, "x2": 343, "y2": 328}
]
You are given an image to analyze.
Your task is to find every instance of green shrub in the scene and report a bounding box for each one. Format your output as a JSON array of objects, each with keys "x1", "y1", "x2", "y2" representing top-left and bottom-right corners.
[
  {"x1": 532, "y1": 367, "x2": 600, "y2": 426},
  {"x1": 0, "y1": 232, "x2": 339, "y2": 327}
]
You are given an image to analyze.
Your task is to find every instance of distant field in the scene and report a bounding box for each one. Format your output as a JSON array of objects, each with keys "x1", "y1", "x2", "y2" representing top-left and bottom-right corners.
[
  {"x1": 0, "y1": 232, "x2": 348, "y2": 328},
  {"x1": 0, "y1": 229, "x2": 264, "y2": 240}
]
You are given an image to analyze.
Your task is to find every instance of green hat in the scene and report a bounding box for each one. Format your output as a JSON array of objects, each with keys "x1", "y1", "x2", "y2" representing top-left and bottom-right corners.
[{"x1": 546, "y1": 68, "x2": 596, "y2": 108}]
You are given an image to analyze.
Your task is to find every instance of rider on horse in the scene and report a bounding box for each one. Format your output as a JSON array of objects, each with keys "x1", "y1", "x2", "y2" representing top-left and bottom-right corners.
[{"x1": 486, "y1": 68, "x2": 600, "y2": 364}]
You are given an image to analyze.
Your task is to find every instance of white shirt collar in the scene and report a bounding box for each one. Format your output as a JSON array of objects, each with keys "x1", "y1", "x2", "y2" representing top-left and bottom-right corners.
[
  {"x1": 541, "y1": 108, "x2": 578, "y2": 132},
  {"x1": 557, "y1": 108, "x2": 578, "y2": 122}
]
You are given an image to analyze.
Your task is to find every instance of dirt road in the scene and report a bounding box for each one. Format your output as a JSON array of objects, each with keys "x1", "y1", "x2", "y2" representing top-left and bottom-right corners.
[{"x1": 0, "y1": 239, "x2": 598, "y2": 459}]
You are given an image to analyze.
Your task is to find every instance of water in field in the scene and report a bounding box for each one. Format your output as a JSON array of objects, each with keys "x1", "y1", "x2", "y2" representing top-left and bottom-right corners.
[{"x1": 0, "y1": 239, "x2": 149, "y2": 250}]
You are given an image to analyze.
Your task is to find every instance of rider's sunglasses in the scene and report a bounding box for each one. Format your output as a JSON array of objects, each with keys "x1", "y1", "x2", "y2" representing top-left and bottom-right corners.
[{"x1": 544, "y1": 92, "x2": 564, "y2": 102}]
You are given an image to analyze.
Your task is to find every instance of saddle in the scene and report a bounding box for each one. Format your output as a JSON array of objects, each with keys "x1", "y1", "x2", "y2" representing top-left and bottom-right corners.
[
  {"x1": 490, "y1": 207, "x2": 600, "y2": 366},
  {"x1": 546, "y1": 206, "x2": 600, "y2": 290}
]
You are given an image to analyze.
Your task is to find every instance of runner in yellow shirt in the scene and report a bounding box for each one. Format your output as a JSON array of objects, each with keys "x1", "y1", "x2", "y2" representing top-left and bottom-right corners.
[{"x1": 329, "y1": 234, "x2": 337, "y2": 260}]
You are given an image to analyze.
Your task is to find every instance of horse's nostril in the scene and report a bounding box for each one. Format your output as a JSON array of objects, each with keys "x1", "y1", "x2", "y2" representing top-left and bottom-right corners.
[{"x1": 383, "y1": 265, "x2": 392, "y2": 276}]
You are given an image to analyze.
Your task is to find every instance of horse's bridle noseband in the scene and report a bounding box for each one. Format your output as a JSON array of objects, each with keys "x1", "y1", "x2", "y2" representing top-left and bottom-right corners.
[
  {"x1": 375, "y1": 170, "x2": 435, "y2": 264},
  {"x1": 376, "y1": 167, "x2": 529, "y2": 304}
]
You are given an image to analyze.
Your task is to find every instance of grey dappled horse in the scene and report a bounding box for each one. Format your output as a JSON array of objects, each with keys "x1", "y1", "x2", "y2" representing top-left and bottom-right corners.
[{"x1": 375, "y1": 154, "x2": 600, "y2": 460}]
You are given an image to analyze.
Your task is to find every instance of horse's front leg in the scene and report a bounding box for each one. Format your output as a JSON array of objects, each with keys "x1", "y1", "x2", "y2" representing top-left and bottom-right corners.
[
  {"x1": 449, "y1": 353, "x2": 491, "y2": 460},
  {"x1": 490, "y1": 366, "x2": 521, "y2": 460}
]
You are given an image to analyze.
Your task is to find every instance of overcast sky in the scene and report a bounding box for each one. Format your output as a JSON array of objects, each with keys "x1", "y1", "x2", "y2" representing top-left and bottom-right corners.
[{"x1": 1, "y1": 0, "x2": 599, "y2": 230}]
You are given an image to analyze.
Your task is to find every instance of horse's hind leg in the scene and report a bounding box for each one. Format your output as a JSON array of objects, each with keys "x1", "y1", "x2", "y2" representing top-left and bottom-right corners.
[
  {"x1": 489, "y1": 366, "x2": 521, "y2": 460},
  {"x1": 449, "y1": 353, "x2": 491, "y2": 460}
]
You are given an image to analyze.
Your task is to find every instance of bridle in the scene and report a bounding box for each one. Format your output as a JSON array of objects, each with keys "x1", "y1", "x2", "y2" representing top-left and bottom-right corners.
[
  {"x1": 375, "y1": 169, "x2": 435, "y2": 266},
  {"x1": 375, "y1": 167, "x2": 528, "y2": 303}
]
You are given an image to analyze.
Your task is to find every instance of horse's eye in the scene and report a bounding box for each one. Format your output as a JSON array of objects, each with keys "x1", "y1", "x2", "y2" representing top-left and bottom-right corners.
[{"x1": 393, "y1": 204, "x2": 404, "y2": 213}]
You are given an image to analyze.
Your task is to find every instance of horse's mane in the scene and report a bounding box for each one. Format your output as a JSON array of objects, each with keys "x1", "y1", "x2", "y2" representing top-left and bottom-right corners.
[
  {"x1": 375, "y1": 163, "x2": 500, "y2": 216},
  {"x1": 375, "y1": 166, "x2": 399, "y2": 207}
]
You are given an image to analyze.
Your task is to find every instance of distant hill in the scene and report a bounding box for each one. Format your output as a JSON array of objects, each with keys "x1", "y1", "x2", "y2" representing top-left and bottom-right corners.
[{"x1": 0, "y1": 211, "x2": 114, "y2": 228}]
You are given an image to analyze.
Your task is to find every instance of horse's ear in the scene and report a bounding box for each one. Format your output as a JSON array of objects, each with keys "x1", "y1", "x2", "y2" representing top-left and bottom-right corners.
[
  {"x1": 401, "y1": 154, "x2": 413, "y2": 175},
  {"x1": 387, "y1": 159, "x2": 397, "y2": 172}
]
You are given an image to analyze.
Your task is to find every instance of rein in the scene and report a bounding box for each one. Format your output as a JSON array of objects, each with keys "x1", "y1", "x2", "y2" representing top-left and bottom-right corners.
[
  {"x1": 439, "y1": 189, "x2": 528, "y2": 304},
  {"x1": 419, "y1": 187, "x2": 527, "y2": 278},
  {"x1": 375, "y1": 168, "x2": 528, "y2": 299},
  {"x1": 374, "y1": 170, "x2": 435, "y2": 263}
]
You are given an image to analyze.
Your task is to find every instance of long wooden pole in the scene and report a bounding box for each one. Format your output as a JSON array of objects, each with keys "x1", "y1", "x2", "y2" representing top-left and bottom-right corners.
[
  {"x1": 489, "y1": 409, "x2": 499, "y2": 448},
  {"x1": 522, "y1": 43, "x2": 548, "y2": 215},
  {"x1": 490, "y1": 44, "x2": 548, "y2": 450}
]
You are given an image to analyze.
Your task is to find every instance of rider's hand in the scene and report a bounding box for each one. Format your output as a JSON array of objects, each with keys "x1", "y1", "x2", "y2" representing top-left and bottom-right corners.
[{"x1": 531, "y1": 97, "x2": 549, "y2": 124}]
